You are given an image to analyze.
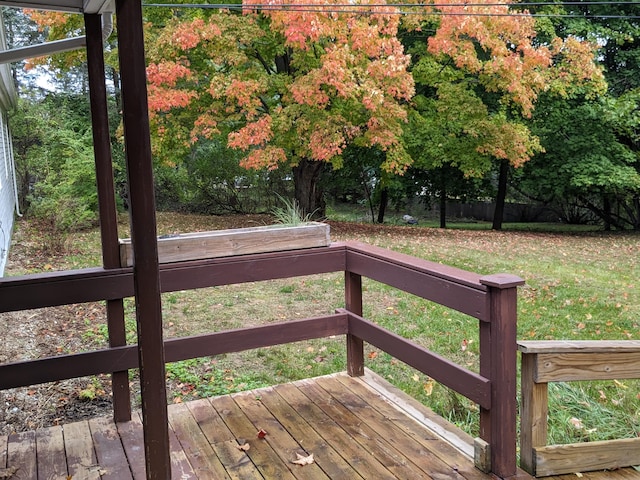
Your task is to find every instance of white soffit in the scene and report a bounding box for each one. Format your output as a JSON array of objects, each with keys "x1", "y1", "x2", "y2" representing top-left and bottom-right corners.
[{"x1": 1, "y1": 0, "x2": 113, "y2": 14}]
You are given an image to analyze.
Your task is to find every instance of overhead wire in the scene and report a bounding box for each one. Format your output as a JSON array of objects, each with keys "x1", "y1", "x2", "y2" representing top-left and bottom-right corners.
[{"x1": 141, "y1": 2, "x2": 640, "y2": 19}]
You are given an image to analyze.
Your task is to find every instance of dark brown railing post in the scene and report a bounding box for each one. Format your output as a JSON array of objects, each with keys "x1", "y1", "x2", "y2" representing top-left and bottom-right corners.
[
  {"x1": 84, "y1": 12, "x2": 131, "y2": 424},
  {"x1": 116, "y1": 0, "x2": 171, "y2": 477},
  {"x1": 479, "y1": 273, "x2": 524, "y2": 479},
  {"x1": 345, "y1": 271, "x2": 364, "y2": 376}
]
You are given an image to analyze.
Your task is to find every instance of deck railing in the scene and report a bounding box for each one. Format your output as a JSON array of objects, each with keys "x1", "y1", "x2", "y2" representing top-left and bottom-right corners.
[
  {"x1": 519, "y1": 340, "x2": 640, "y2": 477},
  {"x1": 0, "y1": 242, "x2": 524, "y2": 479}
]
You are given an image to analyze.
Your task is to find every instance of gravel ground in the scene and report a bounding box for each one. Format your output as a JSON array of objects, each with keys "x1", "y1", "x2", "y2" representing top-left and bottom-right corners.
[{"x1": 0, "y1": 228, "x2": 115, "y2": 435}]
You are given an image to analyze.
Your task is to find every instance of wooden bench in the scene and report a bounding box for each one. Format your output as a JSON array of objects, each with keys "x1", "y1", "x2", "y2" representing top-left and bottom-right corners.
[{"x1": 518, "y1": 340, "x2": 640, "y2": 477}]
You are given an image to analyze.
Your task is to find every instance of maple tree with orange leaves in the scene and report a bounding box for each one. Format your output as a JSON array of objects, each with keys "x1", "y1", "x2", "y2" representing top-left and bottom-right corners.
[{"x1": 144, "y1": 1, "x2": 415, "y2": 217}]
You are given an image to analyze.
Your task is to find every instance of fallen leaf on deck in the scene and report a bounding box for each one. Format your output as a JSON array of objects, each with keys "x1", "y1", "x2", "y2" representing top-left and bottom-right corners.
[
  {"x1": 237, "y1": 443, "x2": 250, "y2": 451},
  {"x1": 574, "y1": 472, "x2": 583, "y2": 477},
  {"x1": 291, "y1": 453, "x2": 314, "y2": 465},
  {"x1": 0, "y1": 466, "x2": 18, "y2": 478},
  {"x1": 257, "y1": 429, "x2": 268, "y2": 439}
]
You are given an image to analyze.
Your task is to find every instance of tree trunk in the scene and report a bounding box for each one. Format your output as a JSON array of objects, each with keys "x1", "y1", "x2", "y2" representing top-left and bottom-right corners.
[
  {"x1": 293, "y1": 158, "x2": 325, "y2": 219},
  {"x1": 492, "y1": 159, "x2": 509, "y2": 230},
  {"x1": 603, "y1": 195, "x2": 611, "y2": 231},
  {"x1": 377, "y1": 188, "x2": 388, "y2": 224},
  {"x1": 439, "y1": 169, "x2": 447, "y2": 229}
]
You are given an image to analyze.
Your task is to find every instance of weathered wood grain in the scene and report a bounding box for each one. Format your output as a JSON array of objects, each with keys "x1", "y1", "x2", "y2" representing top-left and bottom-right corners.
[
  {"x1": 534, "y1": 438, "x2": 640, "y2": 477},
  {"x1": 167, "y1": 402, "x2": 229, "y2": 479},
  {"x1": 119, "y1": 223, "x2": 331, "y2": 267},
  {"x1": 314, "y1": 375, "x2": 466, "y2": 479},
  {"x1": 188, "y1": 398, "x2": 259, "y2": 480},
  {"x1": 520, "y1": 352, "x2": 549, "y2": 474},
  {"x1": 35, "y1": 425, "x2": 67, "y2": 479},
  {"x1": 518, "y1": 340, "x2": 640, "y2": 354},
  {"x1": 535, "y1": 351, "x2": 640, "y2": 382},
  {"x1": 211, "y1": 394, "x2": 297, "y2": 480},
  {"x1": 232, "y1": 390, "x2": 329, "y2": 480},
  {"x1": 5, "y1": 373, "x2": 635, "y2": 479},
  {"x1": 64, "y1": 420, "x2": 101, "y2": 480},
  {"x1": 345, "y1": 372, "x2": 491, "y2": 480},
  {"x1": 89, "y1": 416, "x2": 134, "y2": 479},
  {"x1": 0, "y1": 433, "x2": 6, "y2": 468},
  {"x1": 116, "y1": 414, "x2": 146, "y2": 479},
  {"x1": 256, "y1": 385, "x2": 363, "y2": 480},
  {"x1": 7, "y1": 430, "x2": 36, "y2": 480},
  {"x1": 274, "y1": 381, "x2": 397, "y2": 479}
]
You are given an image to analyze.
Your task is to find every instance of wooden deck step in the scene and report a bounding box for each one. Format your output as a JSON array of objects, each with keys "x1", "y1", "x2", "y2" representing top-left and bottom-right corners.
[{"x1": 0, "y1": 371, "x2": 635, "y2": 479}]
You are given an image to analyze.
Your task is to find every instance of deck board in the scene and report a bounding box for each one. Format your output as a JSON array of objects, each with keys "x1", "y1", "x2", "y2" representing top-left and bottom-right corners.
[
  {"x1": 167, "y1": 402, "x2": 229, "y2": 479},
  {"x1": 35, "y1": 425, "x2": 67, "y2": 479},
  {"x1": 257, "y1": 385, "x2": 364, "y2": 480},
  {"x1": 64, "y1": 420, "x2": 101, "y2": 480},
  {"x1": 7, "y1": 431, "x2": 36, "y2": 480},
  {"x1": 0, "y1": 371, "x2": 637, "y2": 479}
]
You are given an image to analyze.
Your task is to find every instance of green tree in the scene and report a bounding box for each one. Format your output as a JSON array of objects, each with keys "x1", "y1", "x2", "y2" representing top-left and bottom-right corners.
[
  {"x1": 516, "y1": 0, "x2": 640, "y2": 228},
  {"x1": 402, "y1": 0, "x2": 605, "y2": 229},
  {"x1": 518, "y1": 96, "x2": 640, "y2": 229},
  {"x1": 9, "y1": 94, "x2": 124, "y2": 249}
]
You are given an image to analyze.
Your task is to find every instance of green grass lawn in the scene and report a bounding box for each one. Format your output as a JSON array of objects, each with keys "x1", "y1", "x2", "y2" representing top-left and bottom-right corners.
[{"x1": 8, "y1": 212, "x2": 640, "y2": 446}]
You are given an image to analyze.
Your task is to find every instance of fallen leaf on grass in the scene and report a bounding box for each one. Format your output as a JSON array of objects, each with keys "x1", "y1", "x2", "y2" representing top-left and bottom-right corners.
[
  {"x1": 569, "y1": 417, "x2": 584, "y2": 429},
  {"x1": 291, "y1": 453, "x2": 314, "y2": 465},
  {"x1": 614, "y1": 379, "x2": 628, "y2": 389},
  {"x1": 424, "y1": 380, "x2": 435, "y2": 396},
  {"x1": 0, "y1": 466, "x2": 18, "y2": 478}
]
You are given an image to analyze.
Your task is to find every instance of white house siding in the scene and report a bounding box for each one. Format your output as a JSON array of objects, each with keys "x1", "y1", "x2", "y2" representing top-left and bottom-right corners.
[{"x1": 0, "y1": 15, "x2": 17, "y2": 276}]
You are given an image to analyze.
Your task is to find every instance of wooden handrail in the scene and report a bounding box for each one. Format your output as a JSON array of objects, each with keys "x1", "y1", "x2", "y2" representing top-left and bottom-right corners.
[
  {"x1": 518, "y1": 340, "x2": 640, "y2": 476},
  {"x1": 0, "y1": 243, "x2": 524, "y2": 479}
]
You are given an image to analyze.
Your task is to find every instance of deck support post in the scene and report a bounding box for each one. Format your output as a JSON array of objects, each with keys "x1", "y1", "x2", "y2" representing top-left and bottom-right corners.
[
  {"x1": 479, "y1": 274, "x2": 524, "y2": 479},
  {"x1": 519, "y1": 351, "x2": 548, "y2": 475},
  {"x1": 115, "y1": 0, "x2": 171, "y2": 478},
  {"x1": 84, "y1": 12, "x2": 131, "y2": 424},
  {"x1": 345, "y1": 271, "x2": 364, "y2": 376}
]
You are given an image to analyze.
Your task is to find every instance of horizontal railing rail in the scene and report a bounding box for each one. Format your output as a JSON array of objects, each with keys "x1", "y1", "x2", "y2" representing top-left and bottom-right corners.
[
  {"x1": 0, "y1": 244, "x2": 347, "y2": 313},
  {"x1": 342, "y1": 309, "x2": 491, "y2": 408},
  {"x1": 0, "y1": 314, "x2": 349, "y2": 390},
  {"x1": 0, "y1": 241, "x2": 523, "y2": 478}
]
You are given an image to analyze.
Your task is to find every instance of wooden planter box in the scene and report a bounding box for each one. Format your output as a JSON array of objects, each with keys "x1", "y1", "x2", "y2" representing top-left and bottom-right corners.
[{"x1": 118, "y1": 222, "x2": 331, "y2": 267}]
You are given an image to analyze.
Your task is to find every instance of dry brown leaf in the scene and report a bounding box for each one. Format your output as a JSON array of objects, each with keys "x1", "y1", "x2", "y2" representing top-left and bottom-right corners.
[
  {"x1": 237, "y1": 443, "x2": 250, "y2": 451},
  {"x1": 0, "y1": 466, "x2": 18, "y2": 478},
  {"x1": 424, "y1": 380, "x2": 434, "y2": 396},
  {"x1": 292, "y1": 453, "x2": 314, "y2": 466},
  {"x1": 569, "y1": 417, "x2": 584, "y2": 429}
]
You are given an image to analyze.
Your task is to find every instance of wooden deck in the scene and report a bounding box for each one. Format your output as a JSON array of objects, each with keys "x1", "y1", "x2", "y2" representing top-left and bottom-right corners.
[{"x1": 0, "y1": 370, "x2": 636, "y2": 480}]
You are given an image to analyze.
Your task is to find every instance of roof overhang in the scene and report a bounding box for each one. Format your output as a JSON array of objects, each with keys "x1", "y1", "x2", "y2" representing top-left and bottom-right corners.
[
  {"x1": 0, "y1": 0, "x2": 114, "y2": 64},
  {"x1": 1, "y1": 0, "x2": 113, "y2": 14}
]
